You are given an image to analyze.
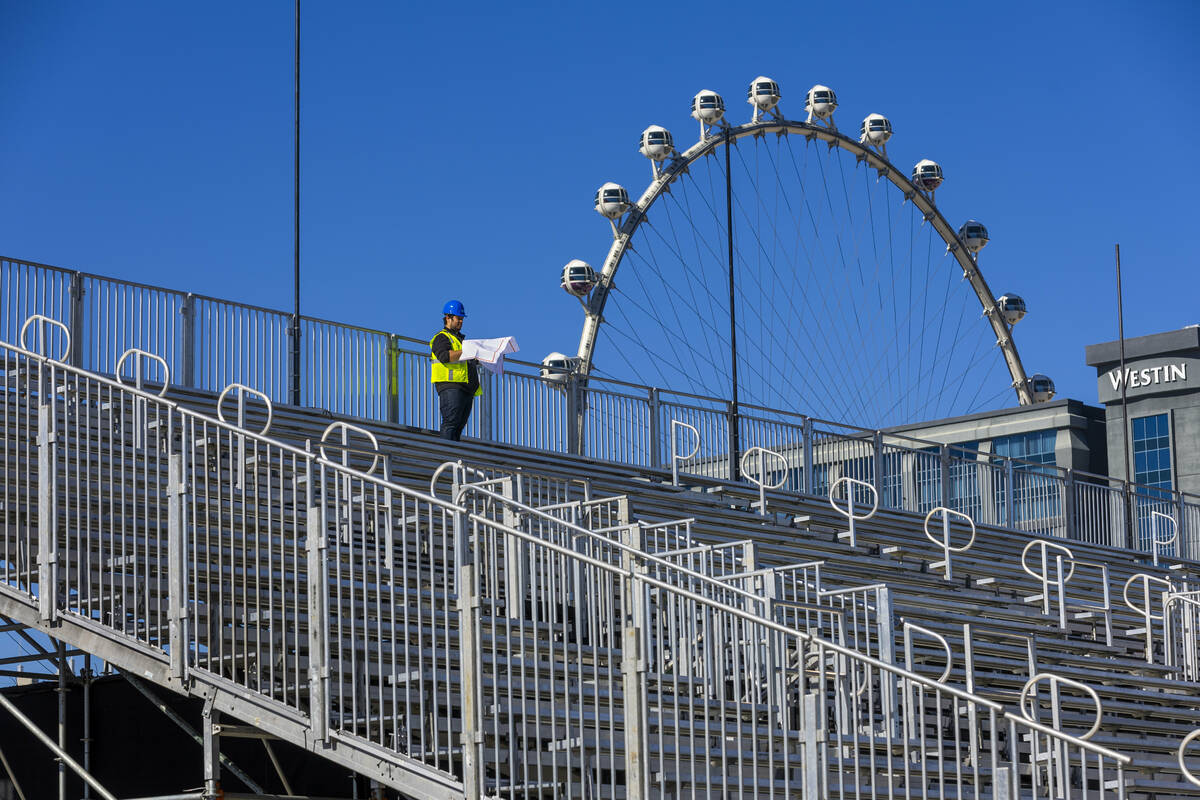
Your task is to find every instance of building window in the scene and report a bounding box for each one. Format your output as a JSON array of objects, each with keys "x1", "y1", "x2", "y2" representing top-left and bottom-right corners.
[
  {"x1": 992, "y1": 430, "x2": 1061, "y2": 530},
  {"x1": 1132, "y1": 413, "x2": 1173, "y2": 490},
  {"x1": 993, "y1": 429, "x2": 1056, "y2": 465},
  {"x1": 1131, "y1": 413, "x2": 1174, "y2": 555}
]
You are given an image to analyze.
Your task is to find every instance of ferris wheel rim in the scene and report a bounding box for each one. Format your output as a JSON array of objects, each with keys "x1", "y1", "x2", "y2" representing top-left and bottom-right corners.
[{"x1": 575, "y1": 118, "x2": 1034, "y2": 410}]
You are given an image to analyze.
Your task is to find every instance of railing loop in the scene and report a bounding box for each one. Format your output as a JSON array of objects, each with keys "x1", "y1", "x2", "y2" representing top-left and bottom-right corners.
[
  {"x1": 115, "y1": 348, "x2": 171, "y2": 397},
  {"x1": 1150, "y1": 510, "x2": 1179, "y2": 567},
  {"x1": 1020, "y1": 539, "x2": 1076, "y2": 584},
  {"x1": 1020, "y1": 672, "x2": 1104, "y2": 741},
  {"x1": 19, "y1": 314, "x2": 72, "y2": 361},
  {"x1": 319, "y1": 421, "x2": 381, "y2": 475},
  {"x1": 740, "y1": 446, "x2": 787, "y2": 517},
  {"x1": 1180, "y1": 728, "x2": 1200, "y2": 787},
  {"x1": 217, "y1": 383, "x2": 274, "y2": 436},
  {"x1": 1123, "y1": 572, "x2": 1173, "y2": 621},
  {"x1": 430, "y1": 459, "x2": 493, "y2": 499},
  {"x1": 923, "y1": 506, "x2": 976, "y2": 581},
  {"x1": 669, "y1": 419, "x2": 700, "y2": 487},
  {"x1": 902, "y1": 621, "x2": 953, "y2": 683},
  {"x1": 828, "y1": 476, "x2": 878, "y2": 548}
]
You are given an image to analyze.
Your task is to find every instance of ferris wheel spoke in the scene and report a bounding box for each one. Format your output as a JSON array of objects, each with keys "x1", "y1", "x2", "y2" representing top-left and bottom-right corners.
[
  {"x1": 779, "y1": 138, "x2": 884, "y2": 408},
  {"x1": 727, "y1": 145, "x2": 868, "y2": 418},
  {"x1": 658, "y1": 191, "x2": 734, "y2": 383},
  {"x1": 721, "y1": 158, "x2": 851, "y2": 417},
  {"x1": 619, "y1": 236, "x2": 730, "y2": 392},
  {"x1": 605, "y1": 294, "x2": 726, "y2": 394}
]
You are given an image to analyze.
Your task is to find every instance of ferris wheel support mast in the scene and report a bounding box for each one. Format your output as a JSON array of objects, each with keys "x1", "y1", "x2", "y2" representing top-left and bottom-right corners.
[{"x1": 576, "y1": 119, "x2": 1036, "y2": 408}]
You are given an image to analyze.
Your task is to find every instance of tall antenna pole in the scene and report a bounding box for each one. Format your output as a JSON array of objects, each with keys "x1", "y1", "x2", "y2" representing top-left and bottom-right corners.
[
  {"x1": 1116, "y1": 243, "x2": 1134, "y2": 550},
  {"x1": 290, "y1": 0, "x2": 301, "y2": 406},
  {"x1": 726, "y1": 127, "x2": 741, "y2": 480}
]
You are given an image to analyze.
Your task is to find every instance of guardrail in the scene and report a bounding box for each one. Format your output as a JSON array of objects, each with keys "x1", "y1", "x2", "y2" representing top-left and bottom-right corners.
[
  {"x1": 0, "y1": 322, "x2": 1139, "y2": 798},
  {"x1": 450, "y1": 468, "x2": 1132, "y2": 799},
  {"x1": 5, "y1": 255, "x2": 1199, "y2": 563}
]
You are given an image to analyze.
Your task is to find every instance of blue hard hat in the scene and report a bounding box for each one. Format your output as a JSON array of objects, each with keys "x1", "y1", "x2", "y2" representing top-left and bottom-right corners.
[{"x1": 442, "y1": 299, "x2": 467, "y2": 317}]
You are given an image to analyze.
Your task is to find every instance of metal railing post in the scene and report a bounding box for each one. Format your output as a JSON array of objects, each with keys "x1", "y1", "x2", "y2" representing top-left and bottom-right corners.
[
  {"x1": 67, "y1": 272, "x2": 85, "y2": 369},
  {"x1": 385, "y1": 334, "x2": 400, "y2": 424},
  {"x1": 1064, "y1": 468, "x2": 1077, "y2": 540},
  {"x1": 305, "y1": 459, "x2": 329, "y2": 743},
  {"x1": 873, "y1": 430, "x2": 884, "y2": 504},
  {"x1": 801, "y1": 691, "x2": 822, "y2": 798},
  {"x1": 1005, "y1": 458, "x2": 1015, "y2": 527},
  {"x1": 37, "y1": 380, "x2": 59, "y2": 624},
  {"x1": 455, "y1": 471, "x2": 481, "y2": 800},
  {"x1": 647, "y1": 387, "x2": 661, "y2": 470},
  {"x1": 940, "y1": 444, "x2": 952, "y2": 509},
  {"x1": 619, "y1": 526, "x2": 647, "y2": 800},
  {"x1": 802, "y1": 416, "x2": 814, "y2": 495},
  {"x1": 1124, "y1": 481, "x2": 1137, "y2": 551},
  {"x1": 565, "y1": 373, "x2": 581, "y2": 456},
  {"x1": 727, "y1": 400, "x2": 739, "y2": 482},
  {"x1": 167, "y1": 454, "x2": 188, "y2": 681},
  {"x1": 180, "y1": 293, "x2": 196, "y2": 388},
  {"x1": 477, "y1": 372, "x2": 492, "y2": 442},
  {"x1": 1180, "y1": 496, "x2": 1191, "y2": 560}
]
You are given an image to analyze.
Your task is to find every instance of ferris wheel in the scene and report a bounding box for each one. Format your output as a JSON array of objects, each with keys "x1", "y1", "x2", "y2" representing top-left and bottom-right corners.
[{"x1": 552, "y1": 77, "x2": 1055, "y2": 430}]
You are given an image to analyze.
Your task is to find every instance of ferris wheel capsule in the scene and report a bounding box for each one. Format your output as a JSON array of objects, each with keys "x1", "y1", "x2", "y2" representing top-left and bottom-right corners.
[
  {"x1": 912, "y1": 159, "x2": 944, "y2": 194},
  {"x1": 691, "y1": 90, "x2": 726, "y2": 125},
  {"x1": 594, "y1": 182, "x2": 631, "y2": 220},
  {"x1": 859, "y1": 113, "x2": 893, "y2": 153},
  {"x1": 997, "y1": 294, "x2": 1027, "y2": 326},
  {"x1": 541, "y1": 352, "x2": 573, "y2": 384},
  {"x1": 1028, "y1": 373, "x2": 1055, "y2": 403},
  {"x1": 747, "y1": 76, "x2": 781, "y2": 122},
  {"x1": 639, "y1": 126, "x2": 675, "y2": 161},
  {"x1": 958, "y1": 220, "x2": 989, "y2": 253},
  {"x1": 804, "y1": 85, "x2": 838, "y2": 126},
  {"x1": 561, "y1": 259, "x2": 598, "y2": 297}
]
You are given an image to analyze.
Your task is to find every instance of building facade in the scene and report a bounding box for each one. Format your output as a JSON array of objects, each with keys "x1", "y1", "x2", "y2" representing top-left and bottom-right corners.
[{"x1": 1085, "y1": 325, "x2": 1200, "y2": 498}]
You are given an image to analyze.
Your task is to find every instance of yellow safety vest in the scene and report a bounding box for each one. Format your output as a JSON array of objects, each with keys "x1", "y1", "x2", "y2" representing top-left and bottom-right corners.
[{"x1": 430, "y1": 331, "x2": 483, "y2": 396}]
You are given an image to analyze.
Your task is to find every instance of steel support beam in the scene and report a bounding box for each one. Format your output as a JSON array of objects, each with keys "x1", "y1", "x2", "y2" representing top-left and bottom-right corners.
[
  {"x1": 0, "y1": 691, "x2": 117, "y2": 800},
  {"x1": 123, "y1": 672, "x2": 263, "y2": 795}
]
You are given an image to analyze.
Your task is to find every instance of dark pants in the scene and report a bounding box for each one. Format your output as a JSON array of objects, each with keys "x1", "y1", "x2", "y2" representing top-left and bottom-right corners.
[{"x1": 437, "y1": 385, "x2": 475, "y2": 441}]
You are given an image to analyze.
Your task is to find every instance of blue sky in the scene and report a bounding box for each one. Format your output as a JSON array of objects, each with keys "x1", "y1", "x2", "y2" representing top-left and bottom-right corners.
[{"x1": 1, "y1": 0, "x2": 1198, "y2": 408}]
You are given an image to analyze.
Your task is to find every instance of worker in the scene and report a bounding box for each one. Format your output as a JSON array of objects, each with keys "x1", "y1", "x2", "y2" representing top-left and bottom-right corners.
[{"x1": 430, "y1": 299, "x2": 481, "y2": 441}]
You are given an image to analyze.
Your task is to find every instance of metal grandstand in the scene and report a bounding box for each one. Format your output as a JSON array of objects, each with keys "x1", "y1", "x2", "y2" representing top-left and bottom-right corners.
[{"x1": 3, "y1": 257, "x2": 1200, "y2": 798}]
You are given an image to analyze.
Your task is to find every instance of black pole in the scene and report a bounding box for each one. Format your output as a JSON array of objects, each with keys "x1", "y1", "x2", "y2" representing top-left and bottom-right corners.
[
  {"x1": 290, "y1": 0, "x2": 301, "y2": 405},
  {"x1": 1116, "y1": 243, "x2": 1134, "y2": 549},
  {"x1": 726, "y1": 127, "x2": 740, "y2": 480}
]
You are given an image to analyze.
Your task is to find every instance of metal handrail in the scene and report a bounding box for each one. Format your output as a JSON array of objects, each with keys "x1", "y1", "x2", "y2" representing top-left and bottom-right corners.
[
  {"x1": 9, "y1": 259, "x2": 1200, "y2": 507},
  {"x1": 669, "y1": 418, "x2": 700, "y2": 486},
  {"x1": 454, "y1": 482, "x2": 1008, "y2": 710},
  {"x1": 1019, "y1": 672, "x2": 1105, "y2": 741},
  {"x1": 18, "y1": 314, "x2": 71, "y2": 361},
  {"x1": 740, "y1": 445, "x2": 787, "y2": 517},
  {"x1": 828, "y1": 476, "x2": 878, "y2": 548},
  {"x1": 1, "y1": 333, "x2": 1138, "y2": 786},
  {"x1": 923, "y1": 506, "x2": 977, "y2": 581}
]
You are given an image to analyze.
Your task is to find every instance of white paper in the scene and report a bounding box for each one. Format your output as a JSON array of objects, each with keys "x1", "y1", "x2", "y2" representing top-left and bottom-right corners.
[{"x1": 461, "y1": 336, "x2": 519, "y2": 375}]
